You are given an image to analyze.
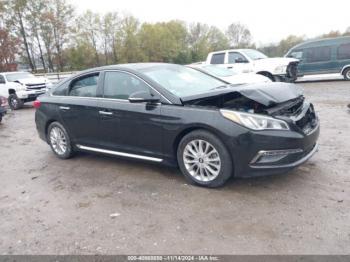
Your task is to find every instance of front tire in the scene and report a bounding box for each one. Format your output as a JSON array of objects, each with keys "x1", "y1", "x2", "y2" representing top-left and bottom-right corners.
[
  {"x1": 47, "y1": 122, "x2": 74, "y2": 159},
  {"x1": 177, "y1": 130, "x2": 233, "y2": 188},
  {"x1": 343, "y1": 68, "x2": 350, "y2": 81},
  {"x1": 8, "y1": 94, "x2": 23, "y2": 110}
]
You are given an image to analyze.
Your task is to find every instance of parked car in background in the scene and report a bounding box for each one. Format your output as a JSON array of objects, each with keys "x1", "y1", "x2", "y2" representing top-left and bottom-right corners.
[
  {"x1": 0, "y1": 96, "x2": 7, "y2": 122},
  {"x1": 35, "y1": 63, "x2": 319, "y2": 188},
  {"x1": 205, "y1": 49, "x2": 299, "y2": 82},
  {"x1": 286, "y1": 36, "x2": 350, "y2": 80},
  {"x1": 187, "y1": 64, "x2": 271, "y2": 85},
  {"x1": 0, "y1": 72, "x2": 52, "y2": 110}
]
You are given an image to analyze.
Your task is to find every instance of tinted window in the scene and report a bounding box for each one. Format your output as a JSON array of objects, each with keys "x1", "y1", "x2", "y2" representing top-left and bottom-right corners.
[
  {"x1": 0, "y1": 75, "x2": 5, "y2": 84},
  {"x1": 228, "y1": 52, "x2": 247, "y2": 63},
  {"x1": 305, "y1": 46, "x2": 331, "y2": 62},
  {"x1": 337, "y1": 43, "x2": 350, "y2": 60},
  {"x1": 52, "y1": 81, "x2": 68, "y2": 96},
  {"x1": 103, "y1": 71, "x2": 150, "y2": 100},
  {"x1": 68, "y1": 74, "x2": 99, "y2": 97},
  {"x1": 210, "y1": 53, "x2": 225, "y2": 64},
  {"x1": 288, "y1": 50, "x2": 303, "y2": 59}
]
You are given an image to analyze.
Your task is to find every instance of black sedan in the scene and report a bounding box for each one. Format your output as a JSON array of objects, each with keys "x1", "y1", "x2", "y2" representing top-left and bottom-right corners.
[{"x1": 34, "y1": 63, "x2": 319, "y2": 187}]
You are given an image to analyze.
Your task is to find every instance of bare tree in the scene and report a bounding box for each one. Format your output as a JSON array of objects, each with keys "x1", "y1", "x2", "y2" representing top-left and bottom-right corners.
[
  {"x1": 5, "y1": 0, "x2": 35, "y2": 71},
  {"x1": 75, "y1": 10, "x2": 101, "y2": 66},
  {"x1": 0, "y1": 28, "x2": 20, "y2": 71},
  {"x1": 26, "y1": 0, "x2": 46, "y2": 72},
  {"x1": 226, "y1": 22, "x2": 252, "y2": 48},
  {"x1": 50, "y1": 0, "x2": 74, "y2": 71}
]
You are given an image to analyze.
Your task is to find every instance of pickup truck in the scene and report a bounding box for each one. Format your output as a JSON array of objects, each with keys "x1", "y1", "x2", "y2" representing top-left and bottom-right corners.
[
  {"x1": 206, "y1": 49, "x2": 299, "y2": 82},
  {"x1": 0, "y1": 72, "x2": 52, "y2": 110}
]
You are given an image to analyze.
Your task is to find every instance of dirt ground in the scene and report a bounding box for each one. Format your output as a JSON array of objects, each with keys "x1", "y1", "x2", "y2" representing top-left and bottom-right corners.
[{"x1": 0, "y1": 80, "x2": 349, "y2": 255}]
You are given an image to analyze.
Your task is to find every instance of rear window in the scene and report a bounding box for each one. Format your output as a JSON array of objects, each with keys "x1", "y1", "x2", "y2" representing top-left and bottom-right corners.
[
  {"x1": 305, "y1": 46, "x2": 331, "y2": 63},
  {"x1": 210, "y1": 53, "x2": 225, "y2": 64},
  {"x1": 337, "y1": 43, "x2": 350, "y2": 60}
]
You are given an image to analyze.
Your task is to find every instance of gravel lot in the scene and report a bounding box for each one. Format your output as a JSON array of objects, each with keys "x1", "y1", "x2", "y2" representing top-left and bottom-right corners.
[{"x1": 0, "y1": 80, "x2": 349, "y2": 255}]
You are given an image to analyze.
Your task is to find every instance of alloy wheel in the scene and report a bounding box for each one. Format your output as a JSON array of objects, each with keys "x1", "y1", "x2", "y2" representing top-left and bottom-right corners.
[
  {"x1": 49, "y1": 127, "x2": 67, "y2": 155},
  {"x1": 183, "y1": 139, "x2": 221, "y2": 182}
]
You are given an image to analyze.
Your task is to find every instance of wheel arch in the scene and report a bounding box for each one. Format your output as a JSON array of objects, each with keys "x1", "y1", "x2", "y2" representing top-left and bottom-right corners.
[
  {"x1": 172, "y1": 124, "x2": 235, "y2": 168},
  {"x1": 256, "y1": 71, "x2": 275, "y2": 81},
  {"x1": 341, "y1": 65, "x2": 350, "y2": 75},
  {"x1": 8, "y1": 89, "x2": 16, "y2": 95}
]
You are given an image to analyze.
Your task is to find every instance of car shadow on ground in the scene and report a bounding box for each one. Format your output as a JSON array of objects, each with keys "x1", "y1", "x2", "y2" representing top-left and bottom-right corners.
[{"x1": 68, "y1": 151, "x2": 306, "y2": 194}]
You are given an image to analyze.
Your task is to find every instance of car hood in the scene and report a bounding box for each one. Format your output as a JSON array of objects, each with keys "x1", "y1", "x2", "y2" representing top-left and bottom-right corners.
[
  {"x1": 222, "y1": 73, "x2": 271, "y2": 85},
  {"x1": 181, "y1": 82, "x2": 303, "y2": 107},
  {"x1": 254, "y1": 57, "x2": 299, "y2": 66},
  {"x1": 15, "y1": 77, "x2": 48, "y2": 84}
]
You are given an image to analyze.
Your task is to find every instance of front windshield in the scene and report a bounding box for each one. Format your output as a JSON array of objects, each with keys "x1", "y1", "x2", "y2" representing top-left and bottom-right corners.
[
  {"x1": 141, "y1": 65, "x2": 226, "y2": 97},
  {"x1": 6, "y1": 72, "x2": 35, "y2": 82},
  {"x1": 201, "y1": 65, "x2": 238, "y2": 77},
  {"x1": 241, "y1": 49, "x2": 267, "y2": 60}
]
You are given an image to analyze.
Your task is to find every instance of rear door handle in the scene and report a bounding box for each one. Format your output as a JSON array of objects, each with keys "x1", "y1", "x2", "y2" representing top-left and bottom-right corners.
[
  {"x1": 59, "y1": 106, "x2": 70, "y2": 110},
  {"x1": 99, "y1": 110, "x2": 113, "y2": 116}
]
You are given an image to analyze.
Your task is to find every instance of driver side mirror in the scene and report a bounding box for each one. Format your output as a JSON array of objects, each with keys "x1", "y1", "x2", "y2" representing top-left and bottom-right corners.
[{"x1": 129, "y1": 91, "x2": 160, "y2": 103}]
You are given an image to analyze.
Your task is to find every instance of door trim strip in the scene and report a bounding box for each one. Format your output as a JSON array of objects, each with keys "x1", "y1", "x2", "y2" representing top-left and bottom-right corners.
[{"x1": 76, "y1": 144, "x2": 163, "y2": 162}]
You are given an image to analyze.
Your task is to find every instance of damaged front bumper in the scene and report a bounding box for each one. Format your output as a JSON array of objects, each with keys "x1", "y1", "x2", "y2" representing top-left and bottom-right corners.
[
  {"x1": 230, "y1": 118, "x2": 320, "y2": 178},
  {"x1": 17, "y1": 89, "x2": 46, "y2": 102}
]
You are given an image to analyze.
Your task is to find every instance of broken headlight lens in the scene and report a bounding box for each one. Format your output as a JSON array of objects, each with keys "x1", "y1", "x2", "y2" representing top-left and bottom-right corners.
[
  {"x1": 220, "y1": 110, "x2": 289, "y2": 131},
  {"x1": 274, "y1": 65, "x2": 287, "y2": 74}
]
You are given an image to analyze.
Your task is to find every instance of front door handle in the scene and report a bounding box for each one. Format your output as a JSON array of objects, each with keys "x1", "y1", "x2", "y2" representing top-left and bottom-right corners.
[
  {"x1": 59, "y1": 106, "x2": 70, "y2": 110},
  {"x1": 99, "y1": 110, "x2": 113, "y2": 116}
]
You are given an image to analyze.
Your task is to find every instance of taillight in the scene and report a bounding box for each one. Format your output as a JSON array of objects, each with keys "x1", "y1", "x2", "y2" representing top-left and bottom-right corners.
[{"x1": 33, "y1": 100, "x2": 41, "y2": 109}]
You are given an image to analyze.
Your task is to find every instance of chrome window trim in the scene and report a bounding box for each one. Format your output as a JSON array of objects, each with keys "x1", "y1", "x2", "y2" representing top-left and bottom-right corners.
[
  {"x1": 50, "y1": 69, "x2": 172, "y2": 104},
  {"x1": 76, "y1": 144, "x2": 163, "y2": 162}
]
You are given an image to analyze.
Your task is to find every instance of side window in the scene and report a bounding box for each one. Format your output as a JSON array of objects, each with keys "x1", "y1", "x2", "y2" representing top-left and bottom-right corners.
[
  {"x1": 305, "y1": 46, "x2": 331, "y2": 63},
  {"x1": 103, "y1": 71, "x2": 150, "y2": 100},
  {"x1": 228, "y1": 52, "x2": 247, "y2": 63},
  {"x1": 210, "y1": 53, "x2": 225, "y2": 64},
  {"x1": 0, "y1": 75, "x2": 5, "y2": 84},
  {"x1": 68, "y1": 73, "x2": 99, "y2": 97},
  {"x1": 52, "y1": 81, "x2": 68, "y2": 96},
  {"x1": 337, "y1": 43, "x2": 350, "y2": 60},
  {"x1": 288, "y1": 50, "x2": 303, "y2": 60}
]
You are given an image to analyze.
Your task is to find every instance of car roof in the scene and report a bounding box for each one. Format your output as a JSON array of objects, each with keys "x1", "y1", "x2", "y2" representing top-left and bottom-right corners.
[
  {"x1": 209, "y1": 49, "x2": 254, "y2": 55},
  {"x1": 289, "y1": 36, "x2": 350, "y2": 51},
  {"x1": 79, "y1": 63, "x2": 179, "y2": 74}
]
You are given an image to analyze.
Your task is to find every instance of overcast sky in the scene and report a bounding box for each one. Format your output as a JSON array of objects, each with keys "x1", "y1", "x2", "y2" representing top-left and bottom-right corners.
[{"x1": 69, "y1": 0, "x2": 349, "y2": 46}]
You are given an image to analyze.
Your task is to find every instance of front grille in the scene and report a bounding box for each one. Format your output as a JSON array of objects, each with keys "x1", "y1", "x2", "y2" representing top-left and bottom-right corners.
[
  {"x1": 26, "y1": 83, "x2": 46, "y2": 90},
  {"x1": 286, "y1": 62, "x2": 298, "y2": 80},
  {"x1": 296, "y1": 104, "x2": 318, "y2": 134}
]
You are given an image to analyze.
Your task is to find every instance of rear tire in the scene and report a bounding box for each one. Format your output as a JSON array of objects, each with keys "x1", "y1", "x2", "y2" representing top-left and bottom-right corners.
[
  {"x1": 343, "y1": 68, "x2": 350, "y2": 81},
  {"x1": 47, "y1": 122, "x2": 74, "y2": 159},
  {"x1": 177, "y1": 130, "x2": 233, "y2": 188},
  {"x1": 8, "y1": 94, "x2": 23, "y2": 110}
]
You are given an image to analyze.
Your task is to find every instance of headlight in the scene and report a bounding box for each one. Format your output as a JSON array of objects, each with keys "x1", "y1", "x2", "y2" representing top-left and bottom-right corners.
[
  {"x1": 220, "y1": 109, "x2": 289, "y2": 131},
  {"x1": 17, "y1": 84, "x2": 27, "y2": 91},
  {"x1": 274, "y1": 65, "x2": 287, "y2": 74}
]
